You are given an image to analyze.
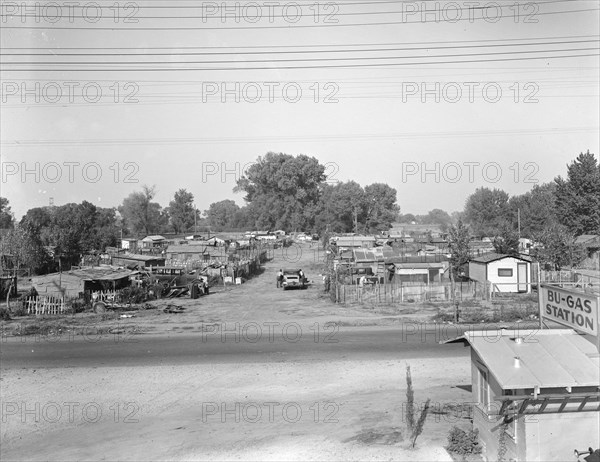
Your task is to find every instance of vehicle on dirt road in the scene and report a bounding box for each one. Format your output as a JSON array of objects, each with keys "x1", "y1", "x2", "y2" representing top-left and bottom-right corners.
[{"x1": 281, "y1": 269, "x2": 307, "y2": 290}]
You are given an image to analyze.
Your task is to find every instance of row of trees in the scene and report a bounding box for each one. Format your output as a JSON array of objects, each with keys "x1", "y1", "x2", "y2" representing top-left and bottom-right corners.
[
  {"x1": 208, "y1": 152, "x2": 400, "y2": 234},
  {"x1": 400, "y1": 151, "x2": 599, "y2": 239},
  {"x1": 444, "y1": 152, "x2": 599, "y2": 271},
  {"x1": 1, "y1": 151, "x2": 597, "y2": 274},
  {"x1": 462, "y1": 151, "x2": 599, "y2": 238}
]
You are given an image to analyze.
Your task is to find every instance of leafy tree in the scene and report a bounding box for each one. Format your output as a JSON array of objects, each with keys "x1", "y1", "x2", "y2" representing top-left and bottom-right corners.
[
  {"x1": 168, "y1": 189, "x2": 196, "y2": 233},
  {"x1": 531, "y1": 224, "x2": 586, "y2": 270},
  {"x1": 314, "y1": 181, "x2": 365, "y2": 233},
  {"x1": 554, "y1": 151, "x2": 600, "y2": 235},
  {"x1": 235, "y1": 152, "x2": 326, "y2": 231},
  {"x1": 0, "y1": 197, "x2": 14, "y2": 228},
  {"x1": 447, "y1": 219, "x2": 471, "y2": 279},
  {"x1": 206, "y1": 199, "x2": 240, "y2": 229},
  {"x1": 363, "y1": 183, "x2": 400, "y2": 232},
  {"x1": 492, "y1": 226, "x2": 520, "y2": 255},
  {"x1": 0, "y1": 225, "x2": 53, "y2": 274},
  {"x1": 421, "y1": 208, "x2": 453, "y2": 232},
  {"x1": 508, "y1": 183, "x2": 557, "y2": 237},
  {"x1": 450, "y1": 211, "x2": 464, "y2": 224},
  {"x1": 464, "y1": 187, "x2": 510, "y2": 237},
  {"x1": 399, "y1": 213, "x2": 417, "y2": 223},
  {"x1": 20, "y1": 207, "x2": 52, "y2": 232},
  {"x1": 118, "y1": 185, "x2": 164, "y2": 236}
]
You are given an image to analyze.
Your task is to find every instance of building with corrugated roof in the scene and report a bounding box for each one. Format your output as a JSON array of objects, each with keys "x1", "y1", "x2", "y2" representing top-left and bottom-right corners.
[
  {"x1": 445, "y1": 329, "x2": 599, "y2": 462},
  {"x1": 32, "y1": 267, "x2": 134, "y2": 298}
]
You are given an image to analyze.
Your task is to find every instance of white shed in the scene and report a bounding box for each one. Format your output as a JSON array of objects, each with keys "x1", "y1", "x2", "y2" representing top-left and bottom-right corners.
[{"x1": 468, "y1": 253, "x2": 532, "y2": 293}]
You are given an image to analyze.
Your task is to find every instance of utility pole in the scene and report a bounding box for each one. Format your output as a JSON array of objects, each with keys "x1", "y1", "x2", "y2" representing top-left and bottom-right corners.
[{"x1": 517, "y1": 208, "x2": 521, "y2": 239}]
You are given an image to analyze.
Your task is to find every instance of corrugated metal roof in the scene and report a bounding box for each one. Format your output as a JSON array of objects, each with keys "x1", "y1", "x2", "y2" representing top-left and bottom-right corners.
[{"x1": 445, "y1": 329, "x2": 599, "y2": 389}]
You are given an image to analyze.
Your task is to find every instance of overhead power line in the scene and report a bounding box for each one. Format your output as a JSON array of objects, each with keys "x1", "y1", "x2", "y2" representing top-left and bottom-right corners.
[
  {"x1": 3, "y1": 39, "x2": 598, "y2": 57},
  {"x1": 5, "y1": 48, "x2": 598, "y2": 72},
  {"x1": 1, "y1": 6, "x2": 597, "y2": 29},
  {"x1": 2, "y1": 127, "x2": 597, "y2": 147},
  {"x1": 4, "y1": 34, "x2": 598, "y2": 51}
]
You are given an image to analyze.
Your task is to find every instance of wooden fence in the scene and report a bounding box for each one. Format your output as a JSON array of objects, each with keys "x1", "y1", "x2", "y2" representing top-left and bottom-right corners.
[
  {"x1": 22, "y1": 295, "x2": 66, "y2": 315},
  {"x1": 90, "y1": 290, "x2": 119, "y2": 302},
  {"x1": 335, "y1": 280, "x2": 490, "y2": 305}
]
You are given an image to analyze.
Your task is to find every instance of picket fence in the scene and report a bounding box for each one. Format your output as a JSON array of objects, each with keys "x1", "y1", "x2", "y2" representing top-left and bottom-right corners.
[
  {"x1": 23, "y1": 295, "x2": 66, "y2": 315},
  {"x1": 91, "y1": 290, "x2": 118, "y2": 302}
]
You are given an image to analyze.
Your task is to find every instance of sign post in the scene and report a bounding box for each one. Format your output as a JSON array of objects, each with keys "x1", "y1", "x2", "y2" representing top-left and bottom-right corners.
[{"x1": 540, "y1": 284, "x2": 600, "y2": 350}]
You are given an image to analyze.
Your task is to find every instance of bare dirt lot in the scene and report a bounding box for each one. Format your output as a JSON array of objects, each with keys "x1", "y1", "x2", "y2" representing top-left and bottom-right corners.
[{"x1": 1, "y1": 243, "x2": 479, "y2": 461}]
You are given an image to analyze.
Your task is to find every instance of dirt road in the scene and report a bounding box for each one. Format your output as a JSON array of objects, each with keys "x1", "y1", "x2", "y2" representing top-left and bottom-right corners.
[{"x1": 1, "y1": 243, "x2": 471, "y2": 461}]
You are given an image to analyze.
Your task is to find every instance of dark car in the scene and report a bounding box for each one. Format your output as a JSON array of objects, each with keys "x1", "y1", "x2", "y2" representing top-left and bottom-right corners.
[{"x1": 282, "y1": 269, "x2": 306, "y2": 290}]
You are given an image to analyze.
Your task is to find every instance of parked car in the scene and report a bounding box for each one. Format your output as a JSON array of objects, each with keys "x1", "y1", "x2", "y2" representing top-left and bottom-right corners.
[{"x1": 282, "y1": 269, "x2": 306, "y2": 290}]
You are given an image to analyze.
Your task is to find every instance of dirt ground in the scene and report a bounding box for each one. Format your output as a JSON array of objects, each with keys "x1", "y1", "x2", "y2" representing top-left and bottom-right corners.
[{"x1": 1, "y1": 243, "x2": 479, "y2": 461}]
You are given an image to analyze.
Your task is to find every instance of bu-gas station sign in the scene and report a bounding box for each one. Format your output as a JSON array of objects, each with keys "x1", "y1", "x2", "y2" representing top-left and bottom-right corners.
[{"x1": 540, "y1": 284, "x2": 599, "y2": 337}]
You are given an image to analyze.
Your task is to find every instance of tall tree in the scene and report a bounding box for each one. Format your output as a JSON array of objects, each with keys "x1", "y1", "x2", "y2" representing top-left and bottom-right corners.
[
  {"x1": 447, "y1": 219, "x2": 471, "y2": 279},
  {"x1": 0, "y1": 197, "x2": 14, "y2": 228},
  {"x1": 206, "y1": 200, "x2": 240, "y2": 229},
  {"x1": 554, "y1": 151, "x2": 600, "y2": 235},
  {"x1": 314, "y1": 181, "x2": 365, "y2": 233},
  {"x1": 363, "y1": 183, "x2": 400, "y2": 232},
  {"x1": 118, "y1": 185, "x2": 163, "y2": 236},
  {"x1": 463, "y1": 187, "x2": 510, "y2": 237},
  {"x1": 0, "y1": 225, "x2": 53, "y2": 274},
  {"x1": 168, "y1": 189, "x2": 196, "y2": 233},
  {"x1": 531, "y1": 224, "x2": 585, "y2": 270},
  {"x1": 492, "y1": 225, "x2": 520, "y2": 255},
  {"x1": 235, "y1": 152, "x2": 326, "y2": 231},
  {"x1": 421, "y1": 208, "x2": 453, "y2": 232},
  {"x1": 508, "y1": 183, "x2": 557, "y2": 237}
]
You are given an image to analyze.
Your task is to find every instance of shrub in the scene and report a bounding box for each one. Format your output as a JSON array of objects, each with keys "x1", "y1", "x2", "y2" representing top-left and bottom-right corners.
[
  {"x1": 446, "y1": 426, "x2": 482, "y2": 456},
  {"x1": 0, "y1": 308, "x2": 11, "y2": 321},
  {"x1": 68, "y1": 299, "x2": 88, "y2": 314}
]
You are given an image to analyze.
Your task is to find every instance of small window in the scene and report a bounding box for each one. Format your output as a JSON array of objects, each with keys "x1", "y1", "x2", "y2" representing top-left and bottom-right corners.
[
  {"x1": 478, "y1": 368, "x2": 490, "y2": 411},
  {"x1": 498, "y1": 268, "x2": 513, "y2": 277},
  {"x1": 504, "y1": 415, "x2": 517, "y2": 441}
]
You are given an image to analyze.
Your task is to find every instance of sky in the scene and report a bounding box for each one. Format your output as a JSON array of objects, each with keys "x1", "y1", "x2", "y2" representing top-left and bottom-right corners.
[{"x1": 1, "y1": 0, "x2": 599, "y2": 221}]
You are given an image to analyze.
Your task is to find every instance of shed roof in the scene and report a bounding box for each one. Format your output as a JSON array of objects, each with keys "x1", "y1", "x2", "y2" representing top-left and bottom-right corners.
[
  {"x1": 470, "y1": 252, "x2": 532, "y2": 264},
  {"x1": 142, "y1": 235, "x2": 166, "y2": 242},
  {"x1": 353, "y1": 248, "x2": 384, "y2": 262},
  {"x1": 444, "y1": 329, "x2": 599, "y2": 389},
  {"x1": 116, "y1": 253, "x2": 164, "y2": 262},
  {"x1": 166, "y1": 245, "x2": 208, "y2": 254}
]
